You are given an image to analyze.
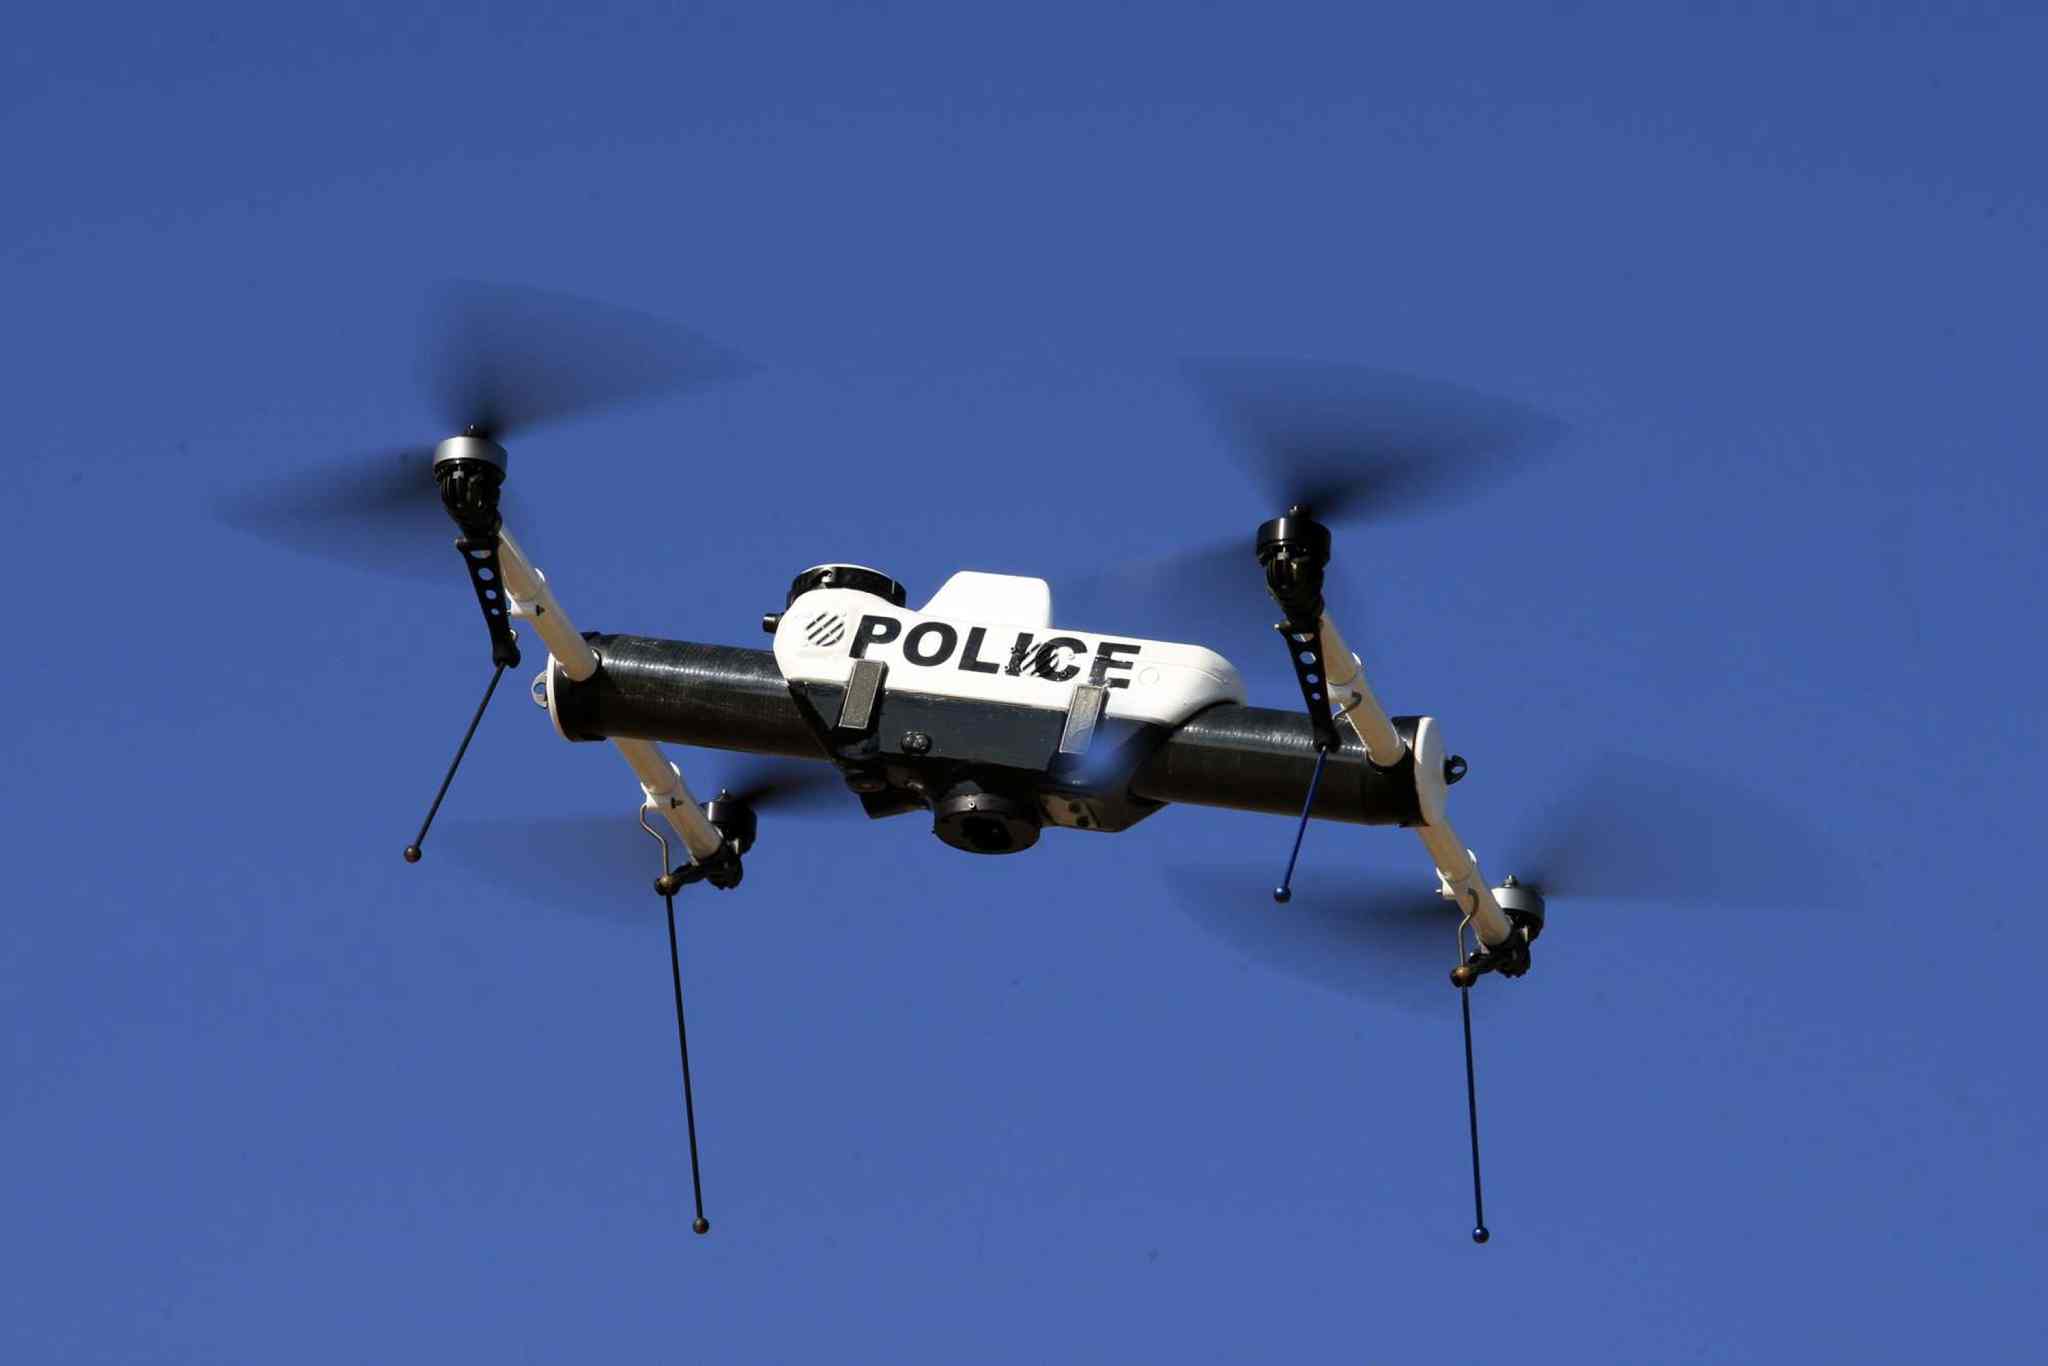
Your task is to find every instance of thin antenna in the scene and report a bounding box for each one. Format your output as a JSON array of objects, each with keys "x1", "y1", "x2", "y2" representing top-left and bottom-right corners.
[
  {"x1": 1459, "y1": 983, "x2": 1490, "y2": 1244},
  {"x1": 403, "y1": 662, "x2": 508, "y2": 862},
  {"x1": 1272, "y1": 742, "x2": 1330, "y2": 903},
  {"x1": 641, "y1": 808, "x2": 712, "y2": 1235}
]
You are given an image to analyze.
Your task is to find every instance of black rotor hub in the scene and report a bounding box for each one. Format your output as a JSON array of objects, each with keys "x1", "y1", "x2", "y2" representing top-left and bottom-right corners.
[
  {"x1": 1255, "y1": 505, "x2": 1331, "y2": 627},
  {"x1": 702, "y1": 792, "x2": 759, "y2": 857},
  {"x1": 432, "y1": 432, "x2": 510, "y2": 539}
]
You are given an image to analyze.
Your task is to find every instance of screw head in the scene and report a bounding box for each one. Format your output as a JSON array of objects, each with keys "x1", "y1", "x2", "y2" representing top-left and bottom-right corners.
[{"x1": 901, "y1": 731, "x2": 931, "y2": 755}]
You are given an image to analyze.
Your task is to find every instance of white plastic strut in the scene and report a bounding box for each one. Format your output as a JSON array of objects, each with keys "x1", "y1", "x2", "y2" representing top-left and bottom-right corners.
[
  {"x1": 496, "y1": 528, "x2": 723, "y2": 861},
  {"x1": 1318, "y1": 610, "x2": 1512, "y2": 948}
]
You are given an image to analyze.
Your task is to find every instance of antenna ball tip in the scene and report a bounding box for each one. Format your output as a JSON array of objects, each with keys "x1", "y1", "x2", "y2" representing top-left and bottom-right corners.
[
  {"x1": 1472, "y1": 1227, "x2": 1490, "y2": 1245},
  {"x1": 1272, "y1": 887, "x2": 1292, "y2": 904},
  {"x1": 692, "y1": 1217, "x2": 711, "y2": 1236},
  {"x1": 403, "y1": 845, "x2": 422, "y2": 864}
]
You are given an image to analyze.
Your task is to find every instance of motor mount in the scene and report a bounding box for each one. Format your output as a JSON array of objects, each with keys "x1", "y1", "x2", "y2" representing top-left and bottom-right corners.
[
  {"x1": 432, "y1": 431, "x2": 520, "y2": 668},
  {"x1": 432, "y1": 431, "x2": 510, "y2": 539},
  {"x1": 1255, "y1": 504, "x2": 1332, "y2": 628},
  {"x1": 1493, "y1": 875, "x2": 1546, "y2": 942},
  {"x1": 1450, "y1": 876, "x2": 1545, "y2": 987},
  {"x1": 702, "y1": 791, "x2": 760, "y2": 857}
]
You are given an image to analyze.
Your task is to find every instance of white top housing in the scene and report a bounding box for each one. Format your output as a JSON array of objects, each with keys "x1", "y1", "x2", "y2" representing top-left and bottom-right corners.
[{"x1": 775, "y1": 571, "x2": 1244, "y2": 728}]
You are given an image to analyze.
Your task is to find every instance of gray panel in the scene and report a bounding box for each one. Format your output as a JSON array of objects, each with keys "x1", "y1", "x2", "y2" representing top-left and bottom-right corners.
[
  {"x1": 1058, "y1": 684, "x2": 1109, "y2": 756},
  {"x1": 837, "y1": 658, "x2": 887, "y2": 732}
]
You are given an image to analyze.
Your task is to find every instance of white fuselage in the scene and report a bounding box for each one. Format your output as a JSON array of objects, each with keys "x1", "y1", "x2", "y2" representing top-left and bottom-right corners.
[{"x1": 773, "y1": 570, "x2": 1245, "y2": 729}]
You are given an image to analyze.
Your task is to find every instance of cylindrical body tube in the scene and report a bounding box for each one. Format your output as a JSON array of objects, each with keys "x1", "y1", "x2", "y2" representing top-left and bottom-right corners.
[
  {"x1": 553, "y1": 635, "x2": 831, "y2": 759},
  {"x1": 1128, "y1": 703, "x2": 1422, "y2": 826},
  {"x1": 549, "y1": 635, "x2": 1422, "y2": 828}
]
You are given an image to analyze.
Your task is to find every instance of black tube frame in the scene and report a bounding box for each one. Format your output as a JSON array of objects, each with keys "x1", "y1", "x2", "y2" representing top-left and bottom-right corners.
[{"x1": 552, "y1": 634, "x2": 1423, "y2": 828}]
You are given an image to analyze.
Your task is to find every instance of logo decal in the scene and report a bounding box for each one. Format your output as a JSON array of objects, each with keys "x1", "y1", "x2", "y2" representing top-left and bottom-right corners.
[
  {"x1": 847, "y1": 614, "x2": 1142, "y2": 688},
  {"x1": 804, "y1": 611, "x2": 847, "y2": 648}
]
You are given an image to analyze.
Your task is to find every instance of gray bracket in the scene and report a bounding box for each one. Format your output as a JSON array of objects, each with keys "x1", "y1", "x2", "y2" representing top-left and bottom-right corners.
[
  {"x1": 836, "y1": 658, "x2": 887, "y2": 733},
  {"x1": 455, "y1": 533, "x2": 522, "y2": 670},
  {"x1": 1277, "y1": 622, "x2": 1338, "y2": 751},
  {"x1": 1058, "y1": 683, "x2": 1109, "y2": 757}
]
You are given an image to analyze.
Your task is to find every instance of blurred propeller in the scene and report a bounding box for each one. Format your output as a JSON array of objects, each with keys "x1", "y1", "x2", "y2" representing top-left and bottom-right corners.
[
  {"x1": 1188, "y1": 360, "x2": 1566, "y2": 524},
  {"x1": 1162, "y1": 751, "x2": 1855, "y2": 1001},
  {"x1": 217, "y1": 281, "x2": 747, "y2": 578},
  {"x1": 216, "y1": 443, "x2": 513, "y2": 582},
  {"x1": 1165, "y1": 864, "x2": 1458, "y2": 1015},
  {"x1": 436, "y1": 758, "x2": 847, "y2": 913},
  {"x1": 1066, "y1": 362, "x2": 1564, "y2": 654},
  {"x1": 420, "y1": 280, "x2": 744, "y2": 443},
  {"x1": 1493, "y1": 752, "x2": 1855, "y2": 912},
  {"x1": 712, "y1": 757, "x2": 851, "y2": 813}
]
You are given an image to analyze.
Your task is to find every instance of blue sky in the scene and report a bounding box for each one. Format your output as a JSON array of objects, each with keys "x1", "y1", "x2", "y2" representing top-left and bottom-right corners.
[{"x1": 4, "y1": 3, "x2": 2042, "y2": 1360}]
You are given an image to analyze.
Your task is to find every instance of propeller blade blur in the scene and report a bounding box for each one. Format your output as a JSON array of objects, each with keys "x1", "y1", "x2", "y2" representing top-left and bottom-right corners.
[
  {"x1": 436, "y1": 761, "x2": 845, "y2": 910},
  {"x1": 436, "y1": 813, "x2": 670, "y2": 924},
  {"x1": 215, "y1": 446, "x2": 535, "y2": 580},
  {"x1": 1187, "y1": 361, "x2": 1566, "y2": 523},
  {"x1": 1501, "y1": 753, "x2": 1856, "y2": 912},
  {"x1": 217, "y1": 281, "x2": 746, "y2": 578},
  {"x1": 1163, "y1": 864, "x2": 1459, "y2": 1014},
  {"x1": 1163, "y1": 753, "x2": 1852, "y2": 1003},
  {"x1": 1067, "y1": 364, "x2": 1564, "y2": 647},
  {"x1": 715, "y1": 758, "x2": 849, "y2": 812},
  {"x1": 422, "y1": 280, "x2": 746, "y2": 440}
]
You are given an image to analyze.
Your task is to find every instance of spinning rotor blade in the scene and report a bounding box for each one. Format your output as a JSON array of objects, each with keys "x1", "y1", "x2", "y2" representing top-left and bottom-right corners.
[
  {"x1": 421, "y1": 280, "x2": 745, "y2": 442},
  {"x1": 1164, "y1": 865, "x2": 1457, "y2": 1014},
  {"x1": 1187, "y1": 361, "x2": 1566, "y2": 524},
  {"x1": 713, "y1": 758, "x2": 849, "y2": 812},
  {"x1": 1165, "y1": 752, "x2": 1854, "y2": 998},
  {"x1": 438, "y1": 760, "x2": 847, "y2": 909},
  {"x1": 1066, "y1": 364, "x2": 1563, "y2": 651},
  {"x1": 1063, "y1": 543, "x2": 1347, "y2": 657},
  {"x1": 216, "y1": 282, "x2": 746, "y2": 578},
  {"x1": 437, "y1": 813, "x2": 676, "y2": 923},
  {"x1": 1494, "y1": 753, "x2": 1856, "y2": 912},
  {"x1": 215, "y1": 444, "x2": 514, "y2": 581}
]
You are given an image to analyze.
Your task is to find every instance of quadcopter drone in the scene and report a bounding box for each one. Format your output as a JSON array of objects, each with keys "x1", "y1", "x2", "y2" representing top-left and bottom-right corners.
[{"x1": 245, "y1": 284, "x2": 1566, "y2": 1244}]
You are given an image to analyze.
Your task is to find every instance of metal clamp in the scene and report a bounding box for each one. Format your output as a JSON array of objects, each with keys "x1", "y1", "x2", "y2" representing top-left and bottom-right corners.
[
  {"x1": 455, "y1": 534, "x2": 522, "y2": 669},
  {"x1": 837, "y1": 658, "x2": 887, "y2": 733},
  {"x1": 1058, "y1": 683, "x2": 1109, "y2": 758},
  {"x1": 1277, "y1": 622, "x2": 1339, "y2": 751}
]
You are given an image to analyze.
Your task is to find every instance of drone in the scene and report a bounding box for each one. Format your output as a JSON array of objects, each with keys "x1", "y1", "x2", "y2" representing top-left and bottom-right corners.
[{"x1": 237, "y1": 283, "x2": 1568, "y2": 1245}]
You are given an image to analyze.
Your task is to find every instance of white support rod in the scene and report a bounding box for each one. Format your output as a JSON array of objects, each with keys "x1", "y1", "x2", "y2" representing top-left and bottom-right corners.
[
  {"x1": 615, "y1": 737, "x2": 725, "y2": 861},
  {"x1": 1318, "y1": 613, "x2": 1512, "y2": 947},
  {"x1": 496, "y1": 528, "x2": 600, "y2": 682},
  {"x1": 1317, "y1": 613, "x2": 1406, "y2": 767},
  {"x1": 495, "y1": 526, "x2": 722, "y2": 863},
  {"x1": 1417, "y1": 823, "x2": 1512, "y2": 948}
]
